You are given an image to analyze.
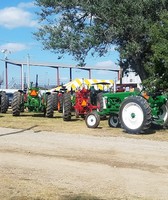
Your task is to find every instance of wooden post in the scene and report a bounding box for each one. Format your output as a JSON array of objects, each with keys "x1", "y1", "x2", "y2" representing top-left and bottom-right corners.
[
  {"x1": 70, "y1": 68, "x2": 72, "y2": 82},
  {"x1": 88, "y1": 69, "x2": 91, "y2": 79}
]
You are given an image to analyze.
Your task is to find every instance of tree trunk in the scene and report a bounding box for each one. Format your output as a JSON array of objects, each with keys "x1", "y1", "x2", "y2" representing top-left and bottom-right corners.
[
  {"x1": 136, "y1": 66, "x2": 148, "y2": 81},
  {"x1": 132, "y1": 58, "x2": 148, "y2": 82}
]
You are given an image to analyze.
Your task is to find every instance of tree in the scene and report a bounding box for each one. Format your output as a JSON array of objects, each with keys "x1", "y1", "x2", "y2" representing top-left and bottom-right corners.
[
  {"x1": 34, "y1": 0, "x2": 168, "y2": 84},
  {"x1": 143, "y1": 11, "x2": 168, "y2": 91}
]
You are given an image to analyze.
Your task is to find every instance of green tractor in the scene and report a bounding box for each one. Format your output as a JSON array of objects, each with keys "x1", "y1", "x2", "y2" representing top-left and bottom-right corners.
[
  {"x1": 12, "y1": 76, "x2": 54, "y2": 117},
  {"x1": 85, "y1": 89, "x2": 168, "y2": 134}
]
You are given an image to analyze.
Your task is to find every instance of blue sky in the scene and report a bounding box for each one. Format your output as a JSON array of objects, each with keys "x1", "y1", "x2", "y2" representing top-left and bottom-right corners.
[{"x1": 0, "y1": 0, "x2": 120, "y2": 88}]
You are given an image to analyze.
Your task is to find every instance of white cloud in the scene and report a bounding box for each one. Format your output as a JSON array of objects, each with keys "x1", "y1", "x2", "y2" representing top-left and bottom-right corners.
[
  {"x1": 18, "y1": 2, "x2": 35, "y2": 9},
  {"x1": 0, "y1": 4, "x2": 37, "y2": 29},
  {"x1": 94, "y1": 60, "x2": 119, "y2": 79},
  {"x1": 0, "y1": 43, "x2": 28, "y2": 53}
]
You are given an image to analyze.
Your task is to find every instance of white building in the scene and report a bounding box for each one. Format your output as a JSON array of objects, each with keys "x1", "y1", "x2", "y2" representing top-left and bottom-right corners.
[{"x1": 117, "y1": 71, "x2": 142, "y2": 89}]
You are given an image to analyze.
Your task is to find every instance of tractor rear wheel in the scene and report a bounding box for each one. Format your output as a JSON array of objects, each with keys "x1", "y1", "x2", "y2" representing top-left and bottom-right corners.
[
  {"x1": 85, "y1": 111, "x2": 100, "y2": 128},
  {"x1": 0, "y1": 91, "x2": 8, "y2": 113},
  {"x1": 119, "y1": 96, "x2": 151, "y2": 134},
  {"x1": 108, "y1": 114, "x2": 120, "y2": 128},
  {"x1": 62, "y1": 93, "x2": 71, "y2": 121},
  {"x1": 46, "y1": 94, "x2": 54, "y2": 118},
  {"x1": 52, "y1": 93, "x2": 58, "y2": 111},
  {"x1": 12, "y1": 91, "x2": 21, "y2": 116}
]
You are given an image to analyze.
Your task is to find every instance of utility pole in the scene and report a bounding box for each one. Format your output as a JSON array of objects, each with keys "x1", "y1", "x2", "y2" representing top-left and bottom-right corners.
[{"x1": 119, "y1": 57, "x2": 123, "y2": 84}]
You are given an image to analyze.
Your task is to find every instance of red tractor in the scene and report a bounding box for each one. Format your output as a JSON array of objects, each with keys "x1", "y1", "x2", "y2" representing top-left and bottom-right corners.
[
  {"x1": 62, "y1": 85, "x2": 97, "y2": 121},
  {"x1": 52, "y1": 86, "x2": 67, "y2": 113}
]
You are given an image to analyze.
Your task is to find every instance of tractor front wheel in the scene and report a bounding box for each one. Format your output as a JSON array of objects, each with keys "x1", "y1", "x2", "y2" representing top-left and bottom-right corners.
[
  {"x1": 108, "y1": 114, "x2": 120, "y2": 128},
  {"x1": 85, "y1": 111, "x2": 100, "y2": 128},
  {"x1": 119, "y1": 96, "x2": 151, "y2": 134},
  {"x1": 62, "y1": 93, "x2": 71, "y2": 121},
  {"x1": 158, "y1": 101, "x2": 168, "y2": 127}
]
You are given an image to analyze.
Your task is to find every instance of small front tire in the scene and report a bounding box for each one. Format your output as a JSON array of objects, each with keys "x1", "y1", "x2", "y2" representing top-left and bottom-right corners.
[{"x1": 85, "y1": 111, "x2": 100, "y2": 128}]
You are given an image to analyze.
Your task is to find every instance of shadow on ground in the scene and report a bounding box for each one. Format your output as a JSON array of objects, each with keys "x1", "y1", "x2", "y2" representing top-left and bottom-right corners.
[
  {"x1": 61, "y1": 193, "x2": 104, "y2": 200},
  {"x1": 9, "y1": 194, "x2": 104, "y2": 200}
]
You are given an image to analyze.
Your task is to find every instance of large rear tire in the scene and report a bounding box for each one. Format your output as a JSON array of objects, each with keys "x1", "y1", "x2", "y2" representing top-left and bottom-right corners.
[
  {"x1": 85, "y1": 111, "x2": 100, "y2": 128},
  {"x1": 62, "y1": 93, "x2": 71, "y2": 121},
  {"x1": 46, "y1": 94, "x2": 54, "y2": 118},
  {"x1": 12, "y1": 91, "x2": 21, "y2": 116},
  {"x1": 52, "y1": 93, "x2": 58, "y2": 111},
  {"x1": 119, "y1": 96, "x2": 151, "y2": 134},
  {"x1": 0, "y1": 91, "x2": 8, "y2": 113}
]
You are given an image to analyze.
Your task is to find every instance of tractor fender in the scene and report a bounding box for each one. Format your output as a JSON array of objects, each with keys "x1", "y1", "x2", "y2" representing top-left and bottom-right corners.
[
  {"x1": 18, "y1": 89, "x2": 24, "y2": 93},
  {"x1": 46, "y1": 91, "x2": 51, "y2": 95}
]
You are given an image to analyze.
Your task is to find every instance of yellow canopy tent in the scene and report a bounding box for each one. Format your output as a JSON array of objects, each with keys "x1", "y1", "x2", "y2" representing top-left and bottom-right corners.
[{"x1": 53, "y1": 78, "x2": 114, "y2": 92}]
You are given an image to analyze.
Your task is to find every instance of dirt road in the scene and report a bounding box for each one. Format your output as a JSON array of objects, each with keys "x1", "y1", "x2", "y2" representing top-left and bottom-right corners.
[{"x1": 0, "y1": 127, "x2": 168, "y2": 200}]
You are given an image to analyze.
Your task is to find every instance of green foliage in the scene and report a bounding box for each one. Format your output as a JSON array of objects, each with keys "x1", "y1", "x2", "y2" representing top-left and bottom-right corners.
[
  {"x1": 35, "y1": 0, "x2": 168, "y2": 90},
  {"x1": 143, "y1": 11, "x2": 168, "y2": 92}
]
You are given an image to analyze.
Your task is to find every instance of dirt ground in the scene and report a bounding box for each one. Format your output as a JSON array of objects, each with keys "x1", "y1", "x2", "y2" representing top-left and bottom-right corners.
[{"x1": 0, "y1": 111, "x2": 168, "y2": 200}]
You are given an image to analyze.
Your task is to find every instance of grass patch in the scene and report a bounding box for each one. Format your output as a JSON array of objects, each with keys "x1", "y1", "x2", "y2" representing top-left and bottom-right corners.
[{"x1": 0, "y1": 109, "x2": 168, "y2": 141}]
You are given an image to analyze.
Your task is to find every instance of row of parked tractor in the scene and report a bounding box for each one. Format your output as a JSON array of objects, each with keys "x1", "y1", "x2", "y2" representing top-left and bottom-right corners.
[{"x1": 1, "y1": 79, "x2": 168, "y2": 134}]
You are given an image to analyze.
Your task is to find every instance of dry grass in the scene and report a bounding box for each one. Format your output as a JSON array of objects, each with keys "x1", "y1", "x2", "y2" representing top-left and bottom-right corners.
[{"x1": 0, "y1": 109, "x2": 168, "y2": 142}]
